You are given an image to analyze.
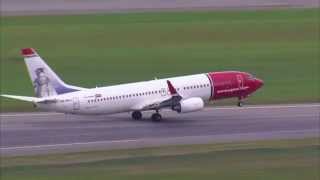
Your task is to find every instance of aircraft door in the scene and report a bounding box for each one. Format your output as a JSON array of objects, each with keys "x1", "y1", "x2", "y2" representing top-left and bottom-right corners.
[
  {"x1": 236, "y1": 74, "x2": 244, "y2": 89},
  {"x1": 160, "y1": 88, "x2": 167, "y2": 96},
  {"x1": 72, "y1": 97, "x2": 80, "y2": 111}
]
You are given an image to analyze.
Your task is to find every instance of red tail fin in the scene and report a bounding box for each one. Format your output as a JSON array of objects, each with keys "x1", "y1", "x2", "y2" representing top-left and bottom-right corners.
[{"x1": 21, "y1": 48, "x2": 37, "y2": 58}]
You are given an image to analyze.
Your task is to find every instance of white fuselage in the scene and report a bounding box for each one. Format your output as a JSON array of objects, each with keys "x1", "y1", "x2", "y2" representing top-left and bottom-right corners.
[{"x1": 38, "y1": 73, "x2": 212, "y2": 115}]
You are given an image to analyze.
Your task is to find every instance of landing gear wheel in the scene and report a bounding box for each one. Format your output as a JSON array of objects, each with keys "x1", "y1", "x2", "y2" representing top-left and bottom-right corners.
[
  {"x1": 237, "y1": 101, "x2": 244, "y2": 107},
  {"x1": 132, "y1": 111, "x2": 142, "y2": 120},
  {"x1": 151, "y1": 113, "x2": 162, "y2": 122}
]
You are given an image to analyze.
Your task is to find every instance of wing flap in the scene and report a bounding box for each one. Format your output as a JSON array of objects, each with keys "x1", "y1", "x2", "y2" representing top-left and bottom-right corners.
[
  {"x1": 131, "y1": 97, "x2": 169, "y2": 111},
  {"x1": 36, "y1": 99, "x2": 58, "y2": 104}
]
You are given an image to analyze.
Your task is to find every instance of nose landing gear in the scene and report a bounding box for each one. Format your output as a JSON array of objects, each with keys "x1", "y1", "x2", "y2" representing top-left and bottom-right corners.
[
  {"x1": 237, "y1": 101, "x2": 244, "y2": 107},
  {"x1": 238, "y1": 97, "x2": 244, "y2": 107}
]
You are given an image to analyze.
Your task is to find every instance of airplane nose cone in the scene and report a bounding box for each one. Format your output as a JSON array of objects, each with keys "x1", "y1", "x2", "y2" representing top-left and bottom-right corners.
[{"x1": 255, "y1": 78, "x2": 264, "y2": 89}]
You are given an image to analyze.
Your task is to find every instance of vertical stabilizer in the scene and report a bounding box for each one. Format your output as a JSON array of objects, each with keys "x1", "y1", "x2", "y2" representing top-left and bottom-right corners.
[{"x1": 21, "y1": 48, "x2": 85, "y2": 97}]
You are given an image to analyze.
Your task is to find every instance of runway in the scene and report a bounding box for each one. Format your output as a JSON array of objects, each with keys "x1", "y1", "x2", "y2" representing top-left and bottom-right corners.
[{"x1": 1, "y1": 104, "x2": 319, "y2": 156}]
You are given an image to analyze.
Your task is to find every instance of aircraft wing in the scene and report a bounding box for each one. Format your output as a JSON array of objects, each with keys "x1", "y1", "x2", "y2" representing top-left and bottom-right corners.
[
  {"x1": 130, "y1": 80, "x2": 183, "y2": 111},
  {"x1": 131, "y1": 97, "x2": 169, "y2": 111}
]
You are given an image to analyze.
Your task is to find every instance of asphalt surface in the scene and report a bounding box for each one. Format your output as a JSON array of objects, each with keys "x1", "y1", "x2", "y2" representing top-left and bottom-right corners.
[
  {"x1": 0, "y1": 104, "x2": 319, "y2": 156},
  {"x1": 2, "y1": 0, "x2": 318, "y2": 16}
]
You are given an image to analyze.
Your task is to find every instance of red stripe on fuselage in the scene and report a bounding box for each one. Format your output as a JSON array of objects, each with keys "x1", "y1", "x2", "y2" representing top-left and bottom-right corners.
[{"x1": 208, "y1": 71, "x2": 245, "y2": 100}]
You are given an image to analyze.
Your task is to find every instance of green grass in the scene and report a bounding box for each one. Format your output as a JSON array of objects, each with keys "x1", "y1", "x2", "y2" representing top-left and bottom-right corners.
[
  {"x1": 1, "y1": 8, "x2": 319, "y2": 111},
  {"x1": 1, "y1": 138, "x2": 319, "y2": 180}
]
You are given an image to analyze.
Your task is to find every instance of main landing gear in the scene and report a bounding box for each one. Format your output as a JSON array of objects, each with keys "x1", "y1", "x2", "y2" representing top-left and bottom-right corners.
[
  {"x1": 151, "y1": 112, "x2": 162, "y2": 122},
  {"x1": 131, "y1": 110, "x2": 163, "y2": 122},
  {"x1": 132, "y1": 111, "x2": 142, "y2": 120}
]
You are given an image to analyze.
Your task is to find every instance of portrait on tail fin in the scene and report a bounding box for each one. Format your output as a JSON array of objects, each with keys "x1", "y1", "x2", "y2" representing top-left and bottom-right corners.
[{"x1": 33, "y1": 68, "x2": 56, "y2": 97}]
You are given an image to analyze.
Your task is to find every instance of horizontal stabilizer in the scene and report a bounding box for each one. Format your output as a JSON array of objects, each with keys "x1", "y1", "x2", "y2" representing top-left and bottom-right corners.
[{"x1": 1, "y1": 94, "x2": 39, "y2": 102}]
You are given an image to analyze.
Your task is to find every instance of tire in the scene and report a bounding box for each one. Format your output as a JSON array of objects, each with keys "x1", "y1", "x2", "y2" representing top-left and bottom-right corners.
[
  {"x1": 151, "y1": 113, "x2": 162, "y2": 122},
  {"x1": 132, "y1": 111, "x2": 142, "y2": 120},
  {"x1": 238, "y1": 101, "x2": 244, "y2": 107}
]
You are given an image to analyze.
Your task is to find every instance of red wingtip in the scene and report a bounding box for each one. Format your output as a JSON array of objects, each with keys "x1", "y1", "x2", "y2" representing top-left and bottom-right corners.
[
  {"x1": 167, "y1": 80, "x2": 177, "y2": 95},
  {"x1": 21, "y1": 48, "x2": 37, "y2": 57}
]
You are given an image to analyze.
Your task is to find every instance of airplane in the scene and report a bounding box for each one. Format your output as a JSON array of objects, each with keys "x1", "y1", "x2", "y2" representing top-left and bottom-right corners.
[{"x1": 1, "y1": 48, "x2": 263, "y2": 121}]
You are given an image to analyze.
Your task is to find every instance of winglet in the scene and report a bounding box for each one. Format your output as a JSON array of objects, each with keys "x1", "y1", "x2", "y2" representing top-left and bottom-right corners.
[
  {"x1": 167, "y1": 80, "x2": 178, "y2": 95},
  {"x1": 21, "y1": 48, "x2": 38, "y2": 58}
]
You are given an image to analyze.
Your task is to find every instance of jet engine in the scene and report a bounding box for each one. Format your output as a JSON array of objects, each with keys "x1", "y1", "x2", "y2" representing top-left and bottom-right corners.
[{"x1": 173, "y1": 97, "x2": 204, "y2": 113}]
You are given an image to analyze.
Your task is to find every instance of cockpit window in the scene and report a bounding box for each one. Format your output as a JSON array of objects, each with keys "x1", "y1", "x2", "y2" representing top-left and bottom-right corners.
[{"x1": 247, "y1": 74, "x2": 255, "y2": 80}]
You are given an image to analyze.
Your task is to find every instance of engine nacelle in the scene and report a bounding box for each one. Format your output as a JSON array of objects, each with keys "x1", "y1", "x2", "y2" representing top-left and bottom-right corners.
[{"x1": 173, "y1": 97, "x2": 204, "y2": 113}]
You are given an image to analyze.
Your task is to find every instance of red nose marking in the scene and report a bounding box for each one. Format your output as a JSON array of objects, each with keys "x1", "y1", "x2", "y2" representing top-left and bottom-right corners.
[
  {"x1": 255, "y1": 78, "x2": 264, "y2": 88},
  {"x1": 208, "y1": 71, "x2": 263, "y2": 100},
  {"x1": 208, "y1": 71, "x2": 241, "y2": 100}
]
